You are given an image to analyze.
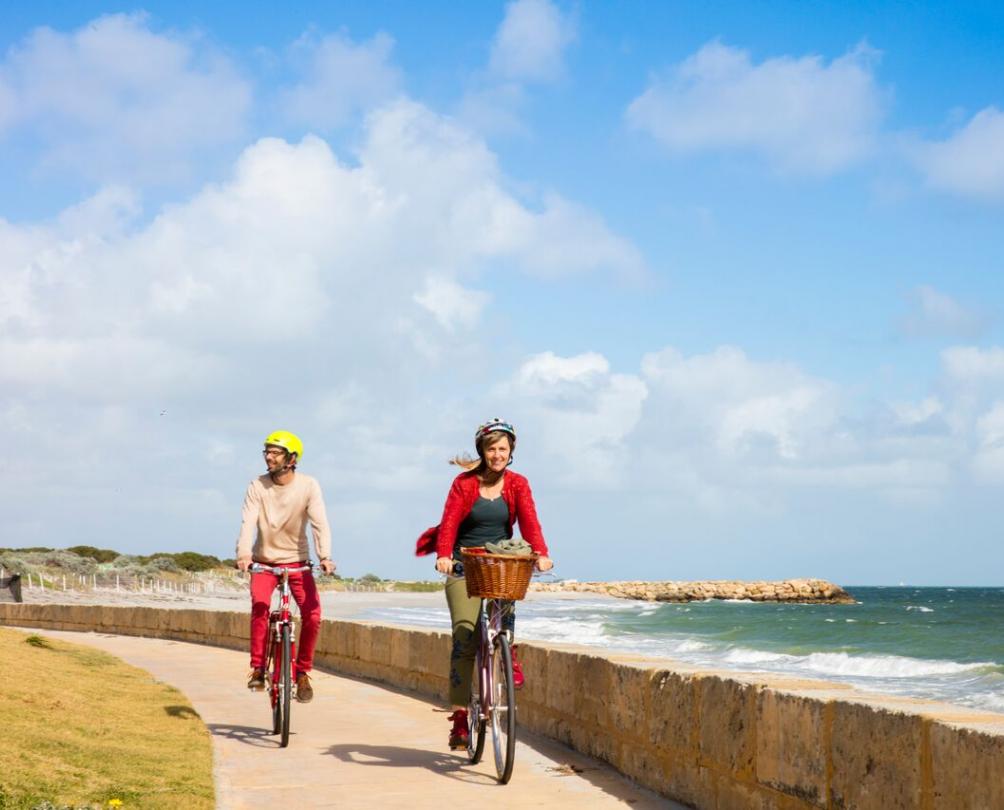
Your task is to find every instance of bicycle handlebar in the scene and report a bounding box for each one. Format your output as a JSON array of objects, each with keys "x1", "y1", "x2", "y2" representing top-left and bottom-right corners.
[
  {"x1": 247, "y1": 562, "x2": 316, "y2": 576},
  {"x1": 450, "y1": 560, "x2": 555, "y2": 577}
]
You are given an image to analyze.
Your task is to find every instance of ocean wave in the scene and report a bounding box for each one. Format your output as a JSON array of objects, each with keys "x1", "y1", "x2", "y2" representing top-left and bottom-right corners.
[
  {"x1": 799, "y1": 652, "x2": 991, "y2": 679},
  {"x1": 906, "y1": 605, "x2": 935, "y2": 613},
  {"x1": 723, "y1": 648, "x2": 788, "y2": 665}
]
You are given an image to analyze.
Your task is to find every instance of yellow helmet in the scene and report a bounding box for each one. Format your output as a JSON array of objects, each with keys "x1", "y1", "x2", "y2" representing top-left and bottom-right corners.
[{"x1": 263, "y1": 430, "x2": 303, "y2": 460}]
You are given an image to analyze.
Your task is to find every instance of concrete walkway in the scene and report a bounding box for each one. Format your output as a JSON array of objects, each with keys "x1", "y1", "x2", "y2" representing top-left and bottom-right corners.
[{"x1": 23, "y1": 629, "x2": 684, "y2": 809}]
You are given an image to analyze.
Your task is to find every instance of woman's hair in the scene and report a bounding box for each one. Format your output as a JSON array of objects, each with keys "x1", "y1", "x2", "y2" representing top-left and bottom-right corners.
[{"x1": 450, "y1": 432, "x2": 515, "y2": 473}]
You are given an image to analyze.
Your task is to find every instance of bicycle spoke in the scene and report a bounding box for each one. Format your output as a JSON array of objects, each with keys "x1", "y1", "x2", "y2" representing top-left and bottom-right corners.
[{"x1": 490, "y1": 633, "x2": 516, "y2": 783}]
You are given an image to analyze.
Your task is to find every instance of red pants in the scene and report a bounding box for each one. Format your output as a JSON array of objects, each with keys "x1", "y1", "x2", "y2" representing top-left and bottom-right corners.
[{"x1": 249, "y1": 563, "x2": 321, "y2": 673}]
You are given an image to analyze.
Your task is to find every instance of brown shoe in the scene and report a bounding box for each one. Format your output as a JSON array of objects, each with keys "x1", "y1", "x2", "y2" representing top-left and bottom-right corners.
[
  {"x1": 296, "y1": 671, "x2": 313, "y2": 703},
  {"x1": 247, "y1": 668, "x2": 266, "y2": 691}
]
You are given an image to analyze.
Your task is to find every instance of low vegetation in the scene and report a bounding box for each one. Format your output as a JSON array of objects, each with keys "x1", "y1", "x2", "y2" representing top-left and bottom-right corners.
[
  {"x1": 0, "y1": 627, "x2": 213, "y2": 809},
  {"x1": 0, "y1": 546, "x2": 443, "y2": 592}
]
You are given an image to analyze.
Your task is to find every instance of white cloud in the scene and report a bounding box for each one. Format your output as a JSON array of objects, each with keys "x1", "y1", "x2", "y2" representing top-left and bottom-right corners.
[
  {"x1": 516, "y1": 351, "x2": 609, "y2": 387},
  {"x1": 0, "y1": 13, "x2": 251, "y2": 182},
  {"x1": 941, "y1": 346, "x2": 1004, "y2": 383},
  {"x1": 414, "y1": 278, "x2": 489, "y2": 331},
  {"x1": 640, "y1": 346, "x2": 838, "y2": 463},
  {"x1": 891, "y1": 397, "x2": 943, "y2": 427},
  {"x1": 458, "y1": 0, "x2": 576, "y2": 136},
  {"x1": 503, "y1": 351, "x2": 648, "y2": 487},
  {"x1": 900, "y1": 285, "x2": 990, "y2": 339},
  {"x1": 626, "y1": 41, "x2": 883, "y2": 175},
  {"x1": 489, "y1": 0, "x2": 576, "y2": 83},
  {"x1": 281, "y1": 30, "x2": 401, "y2": 131},
  {"x1": 1, "y1": 98, "x2": 643, "y2": 509},
  {"x1": 911, "y1": 107, "x2": 1004, "y2": 200},
  {"x1": 972, "y1": 402, "x2": 1004, "y2": 482}
]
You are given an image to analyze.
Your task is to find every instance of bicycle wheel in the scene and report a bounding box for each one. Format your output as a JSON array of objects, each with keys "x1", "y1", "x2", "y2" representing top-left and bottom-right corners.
[
  {"x1": 267, "y1": 635, "x2": 281, "y2": 734},
  {"x1": 466, "y1": 642, "x2": 487, "y2": 763},
  {"x1": 490, "y1": 634, "x2": 516, "y2": 783},
  {"x1": 279, "y1": 623, "x2": 292, "y2": 747}
]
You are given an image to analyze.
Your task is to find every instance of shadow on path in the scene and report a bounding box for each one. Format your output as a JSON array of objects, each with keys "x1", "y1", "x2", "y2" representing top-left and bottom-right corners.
[
  {"x1": 209, "y1": 722, "x2": 282, "y2": 749},
  {"x1": 326, "y1": 744, "x2": 498, "y2": 786}
]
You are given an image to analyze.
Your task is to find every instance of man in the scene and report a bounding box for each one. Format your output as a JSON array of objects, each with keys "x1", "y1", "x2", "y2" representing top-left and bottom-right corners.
[{"x1": 236, "y1": 430, "x2": 335, "y2": 702}]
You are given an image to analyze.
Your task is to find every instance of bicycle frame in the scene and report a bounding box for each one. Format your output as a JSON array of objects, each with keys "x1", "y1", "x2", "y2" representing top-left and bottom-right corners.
[{"x1": 473, "y1": 597, "x2": 506, "y2": 717}]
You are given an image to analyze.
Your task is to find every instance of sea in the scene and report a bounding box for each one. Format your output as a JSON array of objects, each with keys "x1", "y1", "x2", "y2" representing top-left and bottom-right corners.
[{"x1": 360, "y1": 586, "x2": 1004, "y2": 714}]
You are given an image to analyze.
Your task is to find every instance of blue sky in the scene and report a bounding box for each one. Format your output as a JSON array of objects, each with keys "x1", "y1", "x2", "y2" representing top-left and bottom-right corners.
[{"x1": 2, "y1": 1, "x2": 1003, "y2": 584}]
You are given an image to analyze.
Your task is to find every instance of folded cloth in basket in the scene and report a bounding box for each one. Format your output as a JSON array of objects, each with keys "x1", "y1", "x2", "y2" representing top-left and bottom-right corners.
[{"x1": 484, "y1": 538, "x2": 533, "y2": 556}]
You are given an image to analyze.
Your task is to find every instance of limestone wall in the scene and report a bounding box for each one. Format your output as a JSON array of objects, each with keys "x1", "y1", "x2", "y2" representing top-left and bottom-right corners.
[
  {"x1": 531, "y1": 578, "x2": 855, "y2": 603},
  {"x1": 3, "y1": 603, "x2": 1002, "y2": 809}
]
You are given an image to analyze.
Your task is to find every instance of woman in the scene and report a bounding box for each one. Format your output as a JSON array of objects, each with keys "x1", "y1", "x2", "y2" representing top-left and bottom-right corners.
[{"x1": 415, "y1": 418, "x2": 554, "y2": 750}]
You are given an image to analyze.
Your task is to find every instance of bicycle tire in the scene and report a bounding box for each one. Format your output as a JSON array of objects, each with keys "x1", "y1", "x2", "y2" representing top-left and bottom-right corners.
[
  {"x1": 268, "y1": 635, "x2": 281, "y2": 735},
  {"x1": 466, "y1": 643, "x2": 487, "y2": 763},
  {"x1": 280, "y1": 623, "x2": 292, "y2": 747},
  {"x1": 490, "y1": 634, "x2": 516, "y2": 783}
]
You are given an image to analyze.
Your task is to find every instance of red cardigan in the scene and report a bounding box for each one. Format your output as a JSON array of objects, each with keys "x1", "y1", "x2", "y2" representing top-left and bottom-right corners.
[{"x1": 415, "y1": 470, "x2": 549, "y2": 558}]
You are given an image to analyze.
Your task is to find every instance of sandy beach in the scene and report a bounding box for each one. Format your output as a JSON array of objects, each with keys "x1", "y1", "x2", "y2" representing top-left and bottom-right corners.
[{"x1": 16, "y1": 584, "x2": 603, "y2": 622}]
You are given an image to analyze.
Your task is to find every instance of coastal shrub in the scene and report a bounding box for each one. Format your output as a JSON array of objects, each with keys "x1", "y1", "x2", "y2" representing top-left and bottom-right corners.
[
  {"x1": 360, "y1": 573, "x2": 382, "y2": 583},
  {"x1": 66, "y1": 545, "x2": 120, "y2": 564},
  {"x1": 0, "y1": 552, "x2": 27, "y2": 574},
  {"x1": 167, "y1": 552, "x2": 222, "y2": 572},
  {"x1": 43, "y1": 551, "x2": 97, "y2": 575},
  {"x1": 109, "y1": 556, "x2": 160, "y2": 578},
  {"x1": 148, "y1": 556, "x2": 181, "y2": 573}
]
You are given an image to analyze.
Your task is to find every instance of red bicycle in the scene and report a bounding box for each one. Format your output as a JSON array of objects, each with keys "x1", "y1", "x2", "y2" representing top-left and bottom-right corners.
[{"x1": 248, "y1": 562, "x2": 314, "y2": 748}]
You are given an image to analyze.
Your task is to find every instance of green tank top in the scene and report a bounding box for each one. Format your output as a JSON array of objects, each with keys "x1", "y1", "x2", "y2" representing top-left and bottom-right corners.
[{"x1": 454, "y1": 496, "x2": 510, "y2": 559}]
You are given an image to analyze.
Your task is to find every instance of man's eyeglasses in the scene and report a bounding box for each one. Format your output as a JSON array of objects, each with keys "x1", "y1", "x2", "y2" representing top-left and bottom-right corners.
[{"x1": 263, "y1": 448, "x2": 288, "y2": 458}]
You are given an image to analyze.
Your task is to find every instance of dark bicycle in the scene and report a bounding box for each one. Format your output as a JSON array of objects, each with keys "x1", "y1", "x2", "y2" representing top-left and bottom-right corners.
[
  {"x1": 247, "y1": 562, "x2": 314, "y2": 748},
  {"x1": 456, "y1": 549, "x2": 537, "y2": 784}
]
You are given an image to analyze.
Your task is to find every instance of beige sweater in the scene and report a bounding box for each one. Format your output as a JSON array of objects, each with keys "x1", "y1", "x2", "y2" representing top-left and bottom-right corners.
[{"x1": 235, "y1": 473, "x2": 332, "y2": 563}]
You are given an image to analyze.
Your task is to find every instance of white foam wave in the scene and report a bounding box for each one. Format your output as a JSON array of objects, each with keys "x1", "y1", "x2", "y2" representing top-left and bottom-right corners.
[
  {"x1": 800, "y1": 652, "x2": 989, "y2": 679},
  {"x1": 906, "y1": 605, "x2": 935, "y2": 613},
  {"x1": 723, "y1": 648, "x2": 788, "y2": 665}
]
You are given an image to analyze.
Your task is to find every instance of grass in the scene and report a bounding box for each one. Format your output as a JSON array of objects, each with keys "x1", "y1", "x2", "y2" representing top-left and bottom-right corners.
[{"x1": 0, "y1": 628, "x2": 214, "y2": 810}]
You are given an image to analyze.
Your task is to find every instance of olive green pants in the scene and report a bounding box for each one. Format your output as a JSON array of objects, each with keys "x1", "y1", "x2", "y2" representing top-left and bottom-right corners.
[{"x1": 445, "y1": 575, "x2": 516, "y2": 706}]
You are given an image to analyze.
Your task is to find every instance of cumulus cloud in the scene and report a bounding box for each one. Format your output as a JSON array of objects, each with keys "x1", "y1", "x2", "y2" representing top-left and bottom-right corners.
[
  {"x1": 0, "y1": 13, "x2": 250, "y2": 182},
  {"x1": 459, "y1": 0, "x2": 576, "y2": 136},
  {"x1": 501, "y1": 351, "x2": 648, "y2": 487},
  {"x1": 1, "y1": 98, "x2": 644, "y2": 558},
  {"x1": 639, "y1": 346, "x2": 839, "y2": 463},
  {"x1": 480, "y1": 342, "x2": 989, "y2": 511},
  {"x1": 910, "y1": 107, "x2": 1004, "y2": 200},
  {"x1": 489, "y1": 0, "x2": 576, "y2": 83},
  {"x1": 941, "y1": 346, "x2": 1004, "y2": 384},
  {"x1": 413, "y1": 277, "x2": 489, "y2": 331},
  {"x1": 280, "y1": 30, "x2": 402, "y2": 131},
  {"x1": 972, "y1": 402, "x2": 1004, "y2": 482},
  {"x1": 626, "y1": 41, "x2": 884, "y2": 175},
  {"x1": 900, "y1": 285, "x2": 990, "y2": 339}
]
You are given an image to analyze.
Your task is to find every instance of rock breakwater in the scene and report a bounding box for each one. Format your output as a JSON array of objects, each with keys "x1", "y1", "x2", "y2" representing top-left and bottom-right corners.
[{"x1": 531, "y1": 578, "x2": 855, "y2": 603}]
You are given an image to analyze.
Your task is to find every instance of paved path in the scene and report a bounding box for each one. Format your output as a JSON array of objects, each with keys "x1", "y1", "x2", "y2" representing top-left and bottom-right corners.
[{"x1": 23, "y1": 629, "x2": 684, "y2": 809}]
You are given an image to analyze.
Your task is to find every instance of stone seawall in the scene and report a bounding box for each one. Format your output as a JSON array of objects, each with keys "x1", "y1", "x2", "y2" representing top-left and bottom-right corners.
[
  {"x1": 3, "y1": 603, "x2": 1002, "y2": 809},
  {"x1": 531, "y1": 578, "x2": 855, "y2": 603}
]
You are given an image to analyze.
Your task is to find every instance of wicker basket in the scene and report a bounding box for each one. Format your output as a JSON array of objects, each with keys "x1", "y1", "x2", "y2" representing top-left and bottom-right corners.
[{"x1": 460, "y1": 550, "x2": 538, "y2": 600}]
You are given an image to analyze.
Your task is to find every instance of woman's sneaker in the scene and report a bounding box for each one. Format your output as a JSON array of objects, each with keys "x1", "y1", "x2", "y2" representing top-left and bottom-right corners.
[
  {"x1": 448, "y1": 709, "x2": 469, "y2": 749},
  {"x1": 511, "y1": 645, "x2": 524, "y2": 690}
]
